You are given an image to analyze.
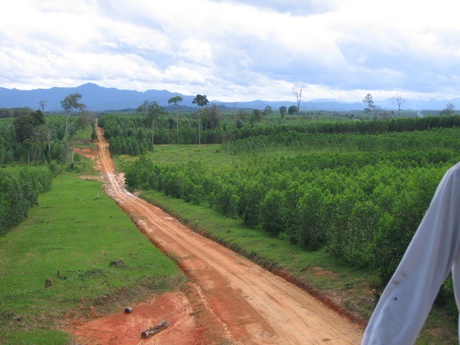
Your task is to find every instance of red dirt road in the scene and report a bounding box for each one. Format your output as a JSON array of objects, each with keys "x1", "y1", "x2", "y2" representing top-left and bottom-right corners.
[{"x1": 71, "y1": 128, "x2": 363, "y2": 344}]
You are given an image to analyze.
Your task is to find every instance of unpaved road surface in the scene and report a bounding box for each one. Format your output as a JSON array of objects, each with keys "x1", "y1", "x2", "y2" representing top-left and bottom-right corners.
[{"x1": 71, "y1": 127, "x2": 363, "y2": 344}]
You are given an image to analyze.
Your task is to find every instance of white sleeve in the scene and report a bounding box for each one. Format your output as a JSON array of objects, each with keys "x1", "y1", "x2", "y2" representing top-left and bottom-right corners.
[{"x1": 362, "y1": 162, "x2": 460, "y2": 345}]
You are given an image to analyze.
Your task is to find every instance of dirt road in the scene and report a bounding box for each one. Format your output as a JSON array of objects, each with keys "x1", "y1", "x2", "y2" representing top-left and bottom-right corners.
[{"x1": 72, "y1": 127, "x2": 363, "y2": 344}]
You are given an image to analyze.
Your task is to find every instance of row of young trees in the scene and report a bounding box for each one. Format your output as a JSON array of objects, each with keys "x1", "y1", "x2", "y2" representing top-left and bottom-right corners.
[
  {"x1": 99, "y1": 112, "x2": 460, "y2": 156},
  {"x1": 123, "y1": 120, "x2": 460, "y2": 283},
  {"x1": 1, "y1": 95, "x2": 90, "y2": 236},
  {"x1": 0, "y1": 113, "x2": 74, "y2": 235},
  {"x1": 228, "y1": 127, "x2": 460, "y2": 155},
  {"x1": 98, "y1": 106, "x2": 226, "y2": 155},
  {"x1": 0, "y1": 166, "x2": 53, "y2": 235}
]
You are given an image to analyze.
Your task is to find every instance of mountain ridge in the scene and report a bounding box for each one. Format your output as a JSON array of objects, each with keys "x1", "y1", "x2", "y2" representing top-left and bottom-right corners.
[{"x1": 0, "y1": 83, "x2": 457, "y2": 111}]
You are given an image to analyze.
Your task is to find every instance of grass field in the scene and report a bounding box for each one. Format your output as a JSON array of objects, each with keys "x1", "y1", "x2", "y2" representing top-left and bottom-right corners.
[{"x1": 0, "y1": 156, "x2": 185, "y2": 344}]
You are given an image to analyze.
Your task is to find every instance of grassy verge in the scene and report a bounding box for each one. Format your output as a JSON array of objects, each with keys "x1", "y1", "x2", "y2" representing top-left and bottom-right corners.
[
  {"x1": 0, "y1": 157, "x2": 185, "y2": 344},
  {"x1": 140, "y1": 189, "x2": 459, "y2": 344}
]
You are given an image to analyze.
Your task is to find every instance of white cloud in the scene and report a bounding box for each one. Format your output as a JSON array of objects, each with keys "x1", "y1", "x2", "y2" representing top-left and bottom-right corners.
[
  {"x1": 163, "y1": 65, "x2": 206, "y2": 84},
  {"x1": 1, "y1": 0, "x2": 460, "y2": 103},
  {"x1": 211, "y1": 0, "x2": 338, "y2": 16},
  {"x1": 178, "y1": 39, "x2": 213, "y2": 63}
]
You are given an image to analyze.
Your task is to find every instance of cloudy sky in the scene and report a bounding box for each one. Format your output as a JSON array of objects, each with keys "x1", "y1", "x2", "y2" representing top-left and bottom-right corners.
[{"x1": 1, "y1": 0, "x2": 459, "y2": 103}]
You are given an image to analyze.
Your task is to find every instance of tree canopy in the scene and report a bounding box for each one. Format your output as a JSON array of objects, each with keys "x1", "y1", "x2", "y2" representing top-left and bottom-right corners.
[
  {"x1": 192, "y1": 94, "x2": 209, "y2": 108},
  {"x1": 60, "y1": 93, "x2": 85, "y2": 114},
  {"x1": 362, "y1": 93, "x2": 376, "y2": 115},
  {"x1": 168, "y1": 95, "x2": 183, "y2": 106}
]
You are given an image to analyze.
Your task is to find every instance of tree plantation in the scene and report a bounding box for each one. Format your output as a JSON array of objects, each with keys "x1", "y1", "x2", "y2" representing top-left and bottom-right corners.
[
  {"x1": 106, "y1": 114, "x2": 460, "y2": 285},
  {"x1": 0, "y1": 166, "x2": 53, "y2": 235},
  {"x1": 2, "y1": 101, "x2": 460, "y2": 343},
  {"x1": 0, "y1": 105, "x2": 90, "y2": 235}
]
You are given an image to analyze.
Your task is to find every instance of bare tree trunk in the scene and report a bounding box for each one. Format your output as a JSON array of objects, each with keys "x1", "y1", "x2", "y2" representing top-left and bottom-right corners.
[
  {"x1": 152, "y1": 118, "x2": 155, "y2": 151},
  {"x1": 65, "y1": 113, "x2": 69, "y2": 134},
  {"x1": 176, "y1": 106, "x2": 179, "y2": 133},
  {"x1": 47, "y1": 132, "x2": 51, "y2": 161}
]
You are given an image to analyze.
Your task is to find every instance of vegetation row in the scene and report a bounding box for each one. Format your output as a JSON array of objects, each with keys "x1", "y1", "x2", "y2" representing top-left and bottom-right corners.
[
  {"x1": 0, "y1": 110, "x2": 94, "y2": 237},
  {"x1": 0, "y1": 166, "x2": 53, "y2": 236},
  {"x1": 98, "y1": 112, "x2": 460, "y2": 156},
  {"x1": 115, "y1": 116, "x2": 460, "y2": 285}
]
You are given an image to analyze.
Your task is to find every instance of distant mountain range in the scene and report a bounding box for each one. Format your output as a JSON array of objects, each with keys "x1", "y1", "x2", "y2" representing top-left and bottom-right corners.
[{"x1": 0, "y1": 83, "x2": 458, "y2": 112}]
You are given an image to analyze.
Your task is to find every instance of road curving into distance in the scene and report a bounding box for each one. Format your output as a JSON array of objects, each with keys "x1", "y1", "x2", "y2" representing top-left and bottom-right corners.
[{"x1": 95, "y1": 125, "x2": 363, "y2": 344}]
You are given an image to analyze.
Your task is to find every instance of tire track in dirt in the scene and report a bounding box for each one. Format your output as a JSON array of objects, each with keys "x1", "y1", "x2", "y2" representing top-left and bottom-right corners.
[{"x1": 94, "y1": 126, "x2": 363, "y2": 344}]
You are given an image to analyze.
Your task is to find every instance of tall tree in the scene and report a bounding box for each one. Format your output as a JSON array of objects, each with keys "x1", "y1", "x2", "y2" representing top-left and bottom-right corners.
[
  {"x1": 13, "y1": 110, "x2": 47, "y2": 163},
  {"x1": 235, "y1": 109, "x2": 247, "y2": 129},
  {"x1": 263, "y1": 105, "x2": 272, "y2": 122},
  {"x1": 279, "y1": 106, "x2": 287, "y2": 118},
  {"x1": 60, "y1": 93, "x2": 85, "y2": 134},
  {"x1": 250, "y1": 109, "x2": 262, "y2": 127},
  {"x1": 168, "y1": 96, "x2": 183, "y2": 133},
  {"x1": 192, "y1": 94, "x2": 209, "y2": 108},
  {"x1": 362, "y1": 93, "x2": 376, "y2": 118},
  {"x1": 288, "y1": 105, "x2": 299, "y2": 115},
  {"x1": 26, "y1": 124, "x2": 50, "y2": 164},
  {"x1": 392, "y1": 94, "x2": 407, "y2": 117},
  {"x1": 292, "y1": 86, "x2": 303, "y2": 112},
  {"x1": 441, "y1": 103, "x2": 455, "y2": 115},
  {"x1": 202, "y1": 104, "x2": 221, "y2": 130},
  {"x1": 192, "y1": 94, "x2": 209, "y2": 146},
  {"x1": 39, "y1": 100, "x2": 47, "y2": 113},
  {"x1": 137, "y1": 99, "x2": 149, "y2": 114},
  {"x1": 13, "y1": 110, "x2": 45, "y2": 143},
  {"x1": 137, "y1": 100, "x2": 166, "y2": 150}
]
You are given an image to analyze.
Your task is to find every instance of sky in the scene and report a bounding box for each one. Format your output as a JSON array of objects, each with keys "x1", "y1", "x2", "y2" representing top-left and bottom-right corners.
[{"x1": 1, "y1": 0, "x2": 460, "y2": 104}]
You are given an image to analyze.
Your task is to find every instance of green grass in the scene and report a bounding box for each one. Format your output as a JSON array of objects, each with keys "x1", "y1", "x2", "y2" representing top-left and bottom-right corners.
[
  {"x1": 70, "y1": 125, "x2": 97, "y2": 149},
  {"x1": 117, "y1": 144, "x2": 235, "y2": 171},
  {"x1": 0, "y1": 157, "x2": 185, "y2": 344},
  {"x1": 1, "y1": 330, "x2": 71, "y2": 345},
  {"x1": 116, "y1": 142, "x2": 368, "y2": 178}
]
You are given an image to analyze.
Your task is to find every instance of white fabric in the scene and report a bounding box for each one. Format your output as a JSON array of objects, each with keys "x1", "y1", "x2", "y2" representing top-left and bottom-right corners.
[{"x1": 362, "y1": 162, "x2": 460, "y2": 345}]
